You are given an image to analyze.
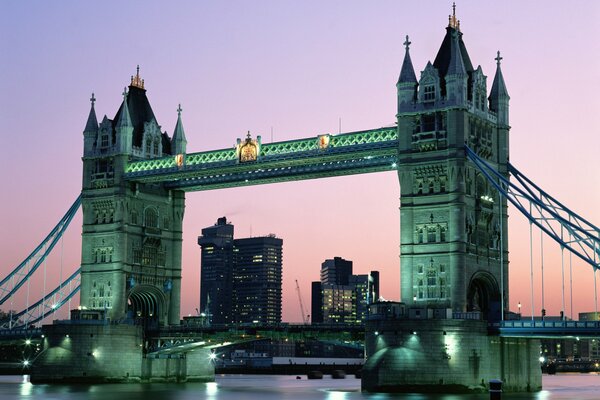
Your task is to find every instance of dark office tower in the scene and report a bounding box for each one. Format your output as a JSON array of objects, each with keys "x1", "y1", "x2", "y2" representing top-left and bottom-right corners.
[
  {"x1": 320, "y1": 257, "x2": 353, "y2": 285},
  {"x1": 198, "y1": 217, "x2": 234, "y2": 324},
  {"x1": 233, "y1": 235, "x2": 283, "y2": 325},
  {"x1": 369, "y1": 271, "x2": 380, "y2": 303},
  {"x1": 311, "y1": 281, "x2": 323, "y2": 323}
]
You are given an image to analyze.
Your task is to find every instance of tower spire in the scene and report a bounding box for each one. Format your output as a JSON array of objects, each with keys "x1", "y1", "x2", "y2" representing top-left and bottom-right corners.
[
  {"x1": 449, "y1": 2, "x2": 460, "y2": 31},
  {"x1": 84, "y1": 92, "x2": 98, "y2": 133},
  {"x1": 172, "y1": 103, "x2": 187, "y2": 154},
  {"x1": 116, "y1": 88, "x2": 132, "y2": 128},
  {"x1": 397, "y1": 35, "x2": 417, "y2": 84}
]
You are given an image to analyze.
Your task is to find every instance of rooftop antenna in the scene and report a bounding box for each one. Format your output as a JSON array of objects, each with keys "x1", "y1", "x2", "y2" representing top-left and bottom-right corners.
[
  {"x1": 271, "y1": 126, "x2": 273, "y2": 143},
  {"x1": 338, "y1": 117, "x2": 342, "y2": 134}
]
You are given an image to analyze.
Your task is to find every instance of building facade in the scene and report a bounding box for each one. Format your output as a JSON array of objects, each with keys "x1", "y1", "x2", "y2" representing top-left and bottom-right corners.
[
  {"x1": 197, "y1": 217, "x2": 234, "y2": 324},
  {"x1": 198, "y1": 218, "x2": 283, "y2": 325},
  {"x1": 233, "y1": 236, "x2": 283, "y2": 325},
  {"x1": 311, "y1": 257, "x2": 379, "y2": 324},
  {"x1": 80, "y1": 69, "x2": 187, "y2": 326},
  {"x1": 396, "y1": 17, "x2": 509, "y2": 319}
]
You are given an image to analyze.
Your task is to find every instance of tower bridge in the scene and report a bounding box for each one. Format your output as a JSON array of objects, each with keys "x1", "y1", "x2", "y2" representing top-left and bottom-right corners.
[{"x1": 1, "y1": 4, "x2": 599, "y2": 392}]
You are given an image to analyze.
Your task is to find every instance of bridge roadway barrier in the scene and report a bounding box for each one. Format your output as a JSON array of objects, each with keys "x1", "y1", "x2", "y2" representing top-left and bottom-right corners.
[{"x1": 30, "y1": 322, "x2": 215, "y2": 383}]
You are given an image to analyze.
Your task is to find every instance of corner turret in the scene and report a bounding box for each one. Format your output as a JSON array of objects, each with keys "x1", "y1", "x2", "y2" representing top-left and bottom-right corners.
[
  {"x1": 172, "y1": 104, "x2": 187, "y2": 154},
  {"x1": 444, "y1": 30, "x2": 468, "y2": 105},
  {"x1": 489, "y1": 51, "x2": 510, "y2": 127},
  {"x1": 115, "y1": 88, "x2": 133, "y2": 154},
  {"x1": 397, "y1": 35, "x2": 418, "y2": 111},
  {"x1": 83, "y1": 93, "x2": 98, "y2": 156}
]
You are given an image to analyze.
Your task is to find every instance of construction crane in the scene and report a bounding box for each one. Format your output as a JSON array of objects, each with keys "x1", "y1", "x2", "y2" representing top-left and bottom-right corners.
[{"x1": 295, "y1": 279, "x2": 310, "y2": 324}]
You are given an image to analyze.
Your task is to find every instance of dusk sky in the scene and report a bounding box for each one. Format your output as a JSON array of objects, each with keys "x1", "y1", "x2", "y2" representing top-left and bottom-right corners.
[{"x1": 1, "y1": 1, "x2": 598, "y2": 323}]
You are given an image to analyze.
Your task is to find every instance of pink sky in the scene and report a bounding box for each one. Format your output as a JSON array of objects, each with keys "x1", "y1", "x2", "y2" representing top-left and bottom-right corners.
[{"x1": 0, "y1": 1, "x2": 599, "y2": 323}]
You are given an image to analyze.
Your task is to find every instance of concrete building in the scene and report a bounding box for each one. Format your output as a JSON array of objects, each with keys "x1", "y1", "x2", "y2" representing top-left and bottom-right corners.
[
  {"x1": 311, "y1": 257, "x2": 379, "y2": 324},
  {"x1": 197, "y1": 217, "x2": 234, "y2": 324},
  {"x1": 233, "y1": 235, "x2": 283, "y2": 325},
  {"x1": 320, "y1": 257, "x2": 353, "y2": 285},
  {"x1": 198, "y1": 218, "x2": 283, "y2": 325}
]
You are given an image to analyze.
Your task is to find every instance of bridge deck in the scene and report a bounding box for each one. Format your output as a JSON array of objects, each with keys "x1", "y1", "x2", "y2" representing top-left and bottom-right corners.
[{"x1": 124, "y1": 128, "x2": 398, "y2": 191}]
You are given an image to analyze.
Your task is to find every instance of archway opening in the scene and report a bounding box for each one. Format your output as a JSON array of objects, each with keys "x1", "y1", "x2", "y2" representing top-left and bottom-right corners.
[
  {"x1": 466, "y1": 272, "x2": 501, "y2": 321},
  {"x1": 127, "y1": 285, "x2": 165, "y2": 328}
]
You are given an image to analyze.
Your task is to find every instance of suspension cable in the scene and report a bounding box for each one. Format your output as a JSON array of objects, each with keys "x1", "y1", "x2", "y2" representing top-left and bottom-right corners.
[
  {"x1": 529, "y1": 203, "x2": 534, "y2": 321},
  {"x1": 561, "y1": 225, "x2": 566, "y2": 321},
  {"x1": 499, "y1": 188, "x2": 504, "y2": 321},
  {"x1": 569, "y1": 224, "x2": 573, "y2": 320},
  {"x1": 540, "y1": 232, "x2": 545, "y2": 319}
]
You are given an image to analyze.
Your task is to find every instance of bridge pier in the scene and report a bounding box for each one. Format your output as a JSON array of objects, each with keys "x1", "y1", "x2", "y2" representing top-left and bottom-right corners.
[
  {"x1": 30, "y1": 322, "x2": 214, "y2": 384},
  {"x1": 361, "y1": 318, "x2": 541, "y2": 393}
]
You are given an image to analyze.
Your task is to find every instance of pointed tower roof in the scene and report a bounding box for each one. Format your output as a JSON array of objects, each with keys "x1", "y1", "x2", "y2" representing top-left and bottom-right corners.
[
  {"x1": 112, "y1": 67, "x2": 159, "y2": 148},
  {"x1": 432, "y1": 4, "x2": 474, "y2": 96},
  {"x1": 446, "y1": 30, "x2": 467, "y2": 76},
  {"x1": 84, "y1": 93, "x2": 98, "y2": 133},
  {"x1": 398, "y1": 35, "x2": 417, "y2": 84},
  {"x1": 115, "y1": 88, "x2": 133, "y2": 128},
  {"x1": 172, "y1": 104, "x2": 187, "y2": 144},
  {"x1": 489, "y1": 51, "x2": 509, "y2": 99}
]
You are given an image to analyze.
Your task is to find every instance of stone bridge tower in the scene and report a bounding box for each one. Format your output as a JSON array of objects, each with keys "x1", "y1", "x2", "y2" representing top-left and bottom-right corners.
[
  {"x1": 80, "y1": 69, "x2": 187, "y2": 325},
  {"x1": 396, "y1": 11, "x2": 510, "y2": 319}
]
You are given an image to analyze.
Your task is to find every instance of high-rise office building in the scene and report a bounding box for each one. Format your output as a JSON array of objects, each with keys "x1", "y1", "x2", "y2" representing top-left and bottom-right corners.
[
  {"x1": 320, "y1": 257, "x2": 353, "y2": 285},
  {"x1": 198, "y1": 217, "x2": 234, "y2": 324},
  {"x1": 198, "y1": 218, "x2": 283, "y2": 325},
  {"x1": 311, "y1": 256, "x2": 379, "y2": 324},
  {"x1": 233, "y1": 235, "x2": 283, "y2": 325}
]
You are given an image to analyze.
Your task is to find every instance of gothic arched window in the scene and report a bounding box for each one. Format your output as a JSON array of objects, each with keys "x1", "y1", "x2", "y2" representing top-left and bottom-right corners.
[{"x1": 144, "y1": 208, "x2": 158, "y2": 228}]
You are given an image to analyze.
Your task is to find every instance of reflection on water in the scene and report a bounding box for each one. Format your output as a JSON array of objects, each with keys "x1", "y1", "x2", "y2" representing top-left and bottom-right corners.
[{"x1": 0, "y1": 374, "x2": 598, "y2": 400}]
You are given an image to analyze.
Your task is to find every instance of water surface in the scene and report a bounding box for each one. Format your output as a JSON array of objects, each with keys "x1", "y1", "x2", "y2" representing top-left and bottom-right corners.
[{"x1": 2, "y1": 374, "x2": 600, "y2": 399}]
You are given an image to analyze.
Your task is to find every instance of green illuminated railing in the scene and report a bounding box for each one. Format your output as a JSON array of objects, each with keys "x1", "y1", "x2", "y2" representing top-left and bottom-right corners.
[{"x1": 125, "y1": 127, "x2": 397, "y2": 175}]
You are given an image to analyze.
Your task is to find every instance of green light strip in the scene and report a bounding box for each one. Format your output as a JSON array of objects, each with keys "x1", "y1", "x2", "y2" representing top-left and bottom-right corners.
[{"x1": 125, "y1": 127, "x2": 397, "y2": 174}]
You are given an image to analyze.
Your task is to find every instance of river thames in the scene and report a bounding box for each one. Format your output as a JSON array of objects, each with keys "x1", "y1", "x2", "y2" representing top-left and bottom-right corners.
[{"x1": 1, "y1": 374, "x2": 599, "y2": 399}]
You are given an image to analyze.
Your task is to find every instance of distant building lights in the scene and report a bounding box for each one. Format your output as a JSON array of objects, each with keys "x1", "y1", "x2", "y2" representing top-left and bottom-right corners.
[
  {"x1": 539, "y1": 356, "x2": 545, "y2": 363},
  {"x1": 412, "y1": 331, "x2": 417, "y2": 335},
  {"x1": 65, "y1": 334, "x2": 69, "y2": 338},
  {"x1": 374, "y1": 331, "x2": 379, "y2": 336},
  {"x1": 22, "y1": 360, "x2": 30, "y2": 367},
  {"x1": 391, "y1": 162, "x2": 397, "y2": 168},
  {"x1": 25, "y1": 339, "x2": 31, "y2": 345},
  {"x1": 209, "y1": 352, "x2": 217, "y2": 361}
]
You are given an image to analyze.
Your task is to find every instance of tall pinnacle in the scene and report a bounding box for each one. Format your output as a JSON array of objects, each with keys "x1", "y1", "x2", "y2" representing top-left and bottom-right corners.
[
  {"x1": 490, "y1": 51, "x2": 509, "y2": 99},
  {"x1": 446, "y1": 30, "x2": 466, "y2": 76},
  {"x1": 84, "y1": 92, "x2": 98, "y2": 133},
  {"x1": 398, "y1": 35, "x2": 417, "y2": 84},
  {"x1": 172, "y1": 103, "x2": 187, "y2": 154},
  {"x1": 116, "y1": 87, "x2": 133, "y2": 128}
]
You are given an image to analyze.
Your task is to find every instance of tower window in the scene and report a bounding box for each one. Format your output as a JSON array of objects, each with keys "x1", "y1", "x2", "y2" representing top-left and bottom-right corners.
[
  {"x1": 153, "y1": 141, "x2": 159, "y2": 155},
  {"x1": 101, "y1": 135, "x2": 109, "y2": 148},
  {"x1": 427, "y1": 227, "x2": 437, "y2": 243},
  {"x1": 146, "y1": 140, "x2": 151, "y2": 154},
  {"x1": 424, "y1": 85, "x2": 435, "y2": 102},
  {"x1": 144, "y1": 208, "x2": 158, "y2": 228}
]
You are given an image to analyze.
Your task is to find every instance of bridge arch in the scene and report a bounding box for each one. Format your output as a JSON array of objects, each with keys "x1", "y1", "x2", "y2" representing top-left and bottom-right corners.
[
  {"x1": 466, "y1": 271, "x2": 500, "y2": 320},
  {"x1": 127, "y1": 284, "x2": 166, "y2": 326}
]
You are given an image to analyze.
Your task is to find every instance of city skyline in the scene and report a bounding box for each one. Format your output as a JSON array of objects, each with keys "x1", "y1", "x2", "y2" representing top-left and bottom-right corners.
[{"x1": 1, "y1": 2, "x2": 599, "y2": 323}]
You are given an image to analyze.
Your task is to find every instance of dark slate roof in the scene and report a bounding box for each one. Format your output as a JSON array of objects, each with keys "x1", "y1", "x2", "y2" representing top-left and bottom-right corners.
[
  {"x1": 398, "y1": 48, "x2": 417, "y2": 84},
  {"x1": 433, "y1": 27, "x2": 474, "y2": 98},
  {"x1": 84, "y1": 104, "x2": 98, "y2": 133},
  {"x1": 489, "y1": 64, "x2": 509, "y2": 100},
  {"x1": 112, "y1": 85, "x2": 159, "y2": 149}
]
